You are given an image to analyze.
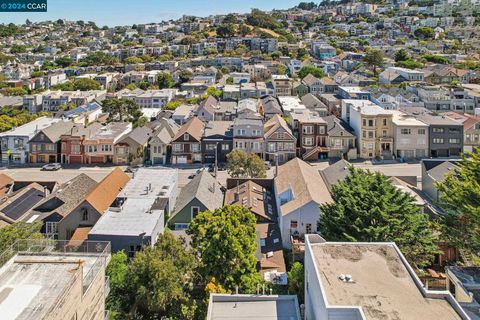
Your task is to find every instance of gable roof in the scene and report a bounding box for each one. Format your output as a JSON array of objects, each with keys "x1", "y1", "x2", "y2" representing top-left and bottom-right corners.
[
  {"x1": 319, "y1": 159, "x2": 351, "y2": 193},
  {"x1": 275, "y1": 158, "x2": 332, "y2": 216},
  {"x1": 173, "y1": 117, "x2": 205, "y2": 141},
  {"x1": 83, "y1": 168, "x2": 130, "y2": 214},
  {"x1": 264, "y1": 115, "x2": 294, "y2": 139},
  {"x1": 172, "y1": 170, "x2": 224, "y2": 217},
  {"x1": 119, "y1": 126, "x2": 152, "y2": 145},
  {"x1": 29, "y1": 174, "x2": 98, "y2": 220},
  {"x1": 260, "y1": 95, "x2": 283, "y2": 115},
  {"x1": 196, "y1": 95, "x2": 218, "y2": 115},
  {"x1": 38, "y1": 121, "x2": 76, "y2": 142},
  {"x1": 302, "y1": 74, "x2": 320, "y2": 86},
  {"x1": 224, "y1": 180, "x2": 271, "y2": 222}
]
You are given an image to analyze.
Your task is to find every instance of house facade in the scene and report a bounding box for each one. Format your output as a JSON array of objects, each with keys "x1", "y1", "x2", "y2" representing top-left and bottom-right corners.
[
  {"x1": 29, "y1": 121, "x2": 75, "y2": 164},
  {"x1": 233, "y1": 118, "x2": 264, "y2": 157},
  {"x1": 171, "y1": 117, "x2": 205, "y2": 164},
  {"x1": 201, "y1": 121, "x2": 233, "y2": 164},
  {"x1": 290, "y1": 110, "x2": 329, "y2": 161},
  {"x1": 264, "y1": 115, "x2": 296, "y2": 164}
]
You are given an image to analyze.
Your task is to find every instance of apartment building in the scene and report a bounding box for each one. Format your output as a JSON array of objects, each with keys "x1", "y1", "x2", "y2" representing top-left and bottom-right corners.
[
  {"x1": 391, "y1": 110, "x2": 429, "y2": 160},
  {"x1": 0, "y1": 239, "x2": 110, "y2": 320},
  {"x1": 89, "y1": 168, "x2": 178, "y2": 255},
  {"x1": 304, "y1": 235, "x2": 468, "y2": 320},
  {"x1": 0, "y1": 117, "x2": 60, "y2": 164},
  {"x1": 272, "y1": 75, "x2": 292, "y2": 97},
  {"x1": 120, "y1": 89, "x2": 176, "y2": 108},
  {"x1": 41, "y1": 90, "x2": 106, "y2": 112},
  {"x1": 290, "y1": 110, "x2": 329, "y2": 161},
  {"x1": 29, "y1": 121, "x2": 76, "y2": 163},
  {"x1": 83, "y1": 122, "x2": 132, "y2": 164},
  {"x1": 233, "y1": 118, "x2": 264, "y2": 157},
  {"x1": 401, "y1": 107, "x2": 463, "y2": 157},
  {"x1": 60, "y1": 123, "x2": 103, "y2": 164},
  {"x1": 342, "y1": 99, "x2": 394, "y2": 159}
]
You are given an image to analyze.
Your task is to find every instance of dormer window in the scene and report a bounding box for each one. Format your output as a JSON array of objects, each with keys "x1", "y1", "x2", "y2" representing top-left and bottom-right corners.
[{"x1": 183, "y1": 133, "x2": 189, "y2": 140}]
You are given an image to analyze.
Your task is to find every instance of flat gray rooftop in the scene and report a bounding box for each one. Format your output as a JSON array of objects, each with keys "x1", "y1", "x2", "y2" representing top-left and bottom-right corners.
[
  {"x1": 312, "y1": 243, "x2": 462, "y2": 320},
  {"x1": 0, "y1": 253, "x2": 98, "y2": 320},
  {"x1": 208, "y1": 294, "x2": 300, "y2": 320}
]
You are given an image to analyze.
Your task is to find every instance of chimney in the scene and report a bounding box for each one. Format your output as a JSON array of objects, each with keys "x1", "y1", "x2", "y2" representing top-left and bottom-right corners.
[{"x1": 43, "y1": 185, "x2": 49, "y2": 198}]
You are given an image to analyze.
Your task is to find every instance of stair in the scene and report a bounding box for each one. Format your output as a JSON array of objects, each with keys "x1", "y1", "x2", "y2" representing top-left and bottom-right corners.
[{"x1": 303, "y1": 146, "x2": 321, "y2": 160}]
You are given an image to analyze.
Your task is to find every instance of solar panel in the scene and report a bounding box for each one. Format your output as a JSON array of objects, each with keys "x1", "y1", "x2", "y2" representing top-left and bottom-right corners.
[{"x1": 3, "y1": 188, "x2": 44, "y2": 221}]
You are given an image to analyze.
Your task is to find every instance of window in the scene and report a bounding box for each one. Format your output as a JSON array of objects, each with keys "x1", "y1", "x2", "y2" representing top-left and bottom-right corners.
[
  {"x1": 368, "y1": 131, "x2": 374, "y2": 139},
  {"x1": 290, "y1": 220, "x2": 298, "y2": 229},
  {"x1": 191, "y1": 143, "x2": 200, "y2": 152},
  {"x1": 45, "y1": 222, "x2": 58, "y2": 236},
  {"x1": 221, "y1": 144, "x2": 229, "y2": 151},
  {"x1": 433, "y1": 138, "x2": 444, "y2": 144},
  {"x1": 82, "y1": 209, "x2": 88, "y2": 221},
  {"x1": 368, "y1": 119, "x2": 374, "y2": 127},
  {"x1": 418, "y1": 129, "x2": 426, "y2": 135},
  {"x1": 206, "y1": 143, "x2": 216, "y2": 151},
  {"x1": 363, "y1": 119, "x2": 366, "y2": 126},
  {"x1": 449, "y1": 138, "x2": 460, "y2": 144},
  {"x1": 303, "y1": 137, "x2": 313, "y2": 146},
  {"x1": 101, "y1": 144, "x2": 112, "y2": 152},
  {"x1": 237, "y1": 129, "x2": 245, "y2": 136},
  {"x1": 432, "y1": 127, "x2": 444, "y2": 133},
  {"x1": 173, "y1": 143, "x2": 182, "y2": 152},
  {"x1": 183, "y1": 133, "x2": 190, "y2": 140},
  {"x1": 175, "y1": 223, "x2": 189, "y2": 230},
  {"x1": 13, "y1": 138, "x2": 23, "y2": 148},
  {"x1": 383, "y1": 118, "x2": 387, "y2": 126},
  {"x1": 449, "y1": 128, "x2": 461, "y2": 134},
  {"x1": 45, "y1": 144, "x2": 55, "y2": 151},
  {"x1": 88, "y1": 145, "x2": 97, "y2": 153},
  {"x1": 303, "y1": 126, "x2": 313, "y2": 134},
  {"x1": 306, "y1": 223, "x2": 312, "y2": 234},
  {"x1": 253, "y1": 129, "x2": 261, "y2": 136},
  {"x1": 191, "y1": 206, "x2": 200, "y2": 220},
  {"x1": 382, "y1": 130, "x2": 387, "y2": 137},
  {"x1": 71, "y1": 144, "x2": 80, "y2": 153},
  {"x1": 401, "y1": 129, "x2": 411, "y2": 135},
  {"x1": 319, "y1": 126, "x2": 325, "y2": 134}
]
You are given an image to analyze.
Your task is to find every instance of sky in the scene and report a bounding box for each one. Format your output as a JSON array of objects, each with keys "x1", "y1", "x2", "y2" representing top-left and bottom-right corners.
[{"x1": 0, "y1": 0, "x2": 302, "y2": 26}]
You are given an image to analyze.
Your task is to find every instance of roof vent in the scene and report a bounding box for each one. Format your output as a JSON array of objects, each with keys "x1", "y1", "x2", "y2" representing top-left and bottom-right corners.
[
  {"x1": 267, "y1": 251, "x2": 274, "y2": 258},
  {"x1": 338, "y1": 274, "x2": 355, "y2": 283}
]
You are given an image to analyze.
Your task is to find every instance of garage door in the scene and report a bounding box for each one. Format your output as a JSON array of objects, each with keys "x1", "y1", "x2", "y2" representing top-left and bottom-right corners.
[
  {"x1": 90, "y1": 156, "x2": 104, "y2": 164},
  {"x1": 69, "y1": 155, "x2": 82, "y2": 164},
  {"x1": 153, "y1": 157, "x2": 163, "y2": 165},
  {"x1": 175, "y1": 156, "x2": 187, "y2": 164}
]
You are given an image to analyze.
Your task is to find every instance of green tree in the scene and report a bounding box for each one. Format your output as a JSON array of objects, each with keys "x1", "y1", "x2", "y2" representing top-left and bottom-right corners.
[
  {"x1": 394, "y1": 48, "x2": 410, "y2": 62},
  {"x1": 277, "y1": 64, "x2": 288, "y2": 75},
  {"x1": 437, "y1": 149, "x2": 480, "y2": 255},
  {"x1": 124, "y1": 56, "x2": 143, "y2": 64},
  {"x1": 73, "y1": 78, "x2": 101, "y2": 91},
  {"x1": 111, "y1": 231, "x2": 199, "y2": 319},
  {"x1": 298, "y1": 66, "x2": 325, "y2": 79},
  {"x1": 10, "y1": 45, "x2": 27, "y2": 54},
  {"x1": 217, "y1": 24, "x2": 236, "y2": 38},
  {"x1": 364, "y1": 49, "x2": 384, "y2": 76},
  {"x1": 0, "y1": 221, "x2": 43, "y2": 252},
  {"x1": 223, "y1": 13, "x2": 238, "y2": 24},
  {"x1": 179, "y1": 70, "x2": 193, "y2": 83},
  {"x1": 157, "y1": 72, "x2": 175, "y2": 89},
  {"x1": 6, "y1": 87, "x2": 27, "y2": 96},
  {"x1": 226, "y1": 149, "x2": 266, "y2": 178},
  {"x1": 102, "y1": 98, "x2": 142, "y2": 124},
  {"x1": 55, "y1": 57, "x2": 74, "y2": 68},
  {"x1": 125, "y1": 83, "x2": 137, "y2": 90},
  {"x1": 226, "y1": 76, "x2": 234, "y2": 85},
  {"x1": 318, "y1": 167, "x2": 439, "y2": 268},
  {"x1": 205, "y1": 87, "x2": 222, "y2": 98},
  {"x1": 422, "y1": 54, "x2": 450, "y2": 64},
  {"x1": 79, "y1": 51, "x2": 119, "y2": 66},
  {"x1": 106, "y1": 251, "x2": 128, "y2": 319},
  {"x1": 414, "y1": 26, "x2": 435, "y2": 39},
  {"x1": 188, "y1": 205, "x2": 262, "y2": 292},
  {"x1": 287, "y1": 262, "x2": 304, "y2": 304}
]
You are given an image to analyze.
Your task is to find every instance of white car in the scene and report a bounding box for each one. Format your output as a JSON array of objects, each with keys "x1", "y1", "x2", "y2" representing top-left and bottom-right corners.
[{"x1": 41, "y1": 163, "x2": 62, "y2": 171}]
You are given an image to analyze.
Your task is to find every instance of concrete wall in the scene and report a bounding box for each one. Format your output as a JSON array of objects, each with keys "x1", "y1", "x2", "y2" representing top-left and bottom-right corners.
[{"x1": 58, "y1": 202, "x2": 101, "y2": 240}]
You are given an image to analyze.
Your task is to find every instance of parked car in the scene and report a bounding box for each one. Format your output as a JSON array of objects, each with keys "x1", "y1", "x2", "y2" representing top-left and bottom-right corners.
[
  {"x1": 41, "y1": 163, "x2": 62, "y2": 171},
  {"x1": 124, "y1": 165, "x2": 140, "y2": 173},
  {"x1": 188, "y1": 169, "x2": 202, "y2": 179},
  {"x1": 208, "y1": 163, "x2": 227, "y2": 172}
]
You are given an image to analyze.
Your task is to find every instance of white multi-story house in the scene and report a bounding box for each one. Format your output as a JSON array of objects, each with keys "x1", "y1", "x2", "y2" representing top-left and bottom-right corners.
[
  {"x1": 0, "y1": 117, "x2": 61, "y2": 164},
  {"x1": 391, "y1": 110, "x2": 429, "y2": 159}
]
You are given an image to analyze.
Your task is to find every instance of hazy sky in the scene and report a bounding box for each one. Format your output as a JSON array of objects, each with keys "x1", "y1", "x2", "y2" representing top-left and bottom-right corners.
[{"x1": 0, "y1": 0, "x2": 301, "y2": 26}]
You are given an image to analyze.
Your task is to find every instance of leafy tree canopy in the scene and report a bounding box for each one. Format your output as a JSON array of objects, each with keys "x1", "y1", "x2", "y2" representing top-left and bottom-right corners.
[
  {"x1": 437, "y1": 149, "x2": 480, "y2": 255},
  {"x1": 298, "y1": 66, "x2": 325, "y2": 79},
  {"x1": 318, "y1": 167, "x2": 439, "y2": 267},
  {"x1": 157, "y1": 72, "x2": 175, "y2": 89},
  {"x1": 188, "y1": 205, "x2": 262, "y2": 292},
  {"x1": 226, "y1": 149, "x2": 267, "y2": 178}
]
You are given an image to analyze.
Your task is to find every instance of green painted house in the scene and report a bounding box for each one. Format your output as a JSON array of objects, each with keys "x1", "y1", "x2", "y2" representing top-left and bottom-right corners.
[{"x1": 168, "y1": 170, "x2": 224, "y2": 230}]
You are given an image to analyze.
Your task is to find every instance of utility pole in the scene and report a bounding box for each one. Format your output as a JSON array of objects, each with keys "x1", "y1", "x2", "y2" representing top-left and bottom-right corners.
[{"x1": 214, "y1": 141, "x2": 218, "y2": 178}]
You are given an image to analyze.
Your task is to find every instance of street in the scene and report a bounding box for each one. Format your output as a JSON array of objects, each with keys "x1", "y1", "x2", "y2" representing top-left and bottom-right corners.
[{"x1": 0, "y1": 161, "x2": 421, "y2": 192}]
